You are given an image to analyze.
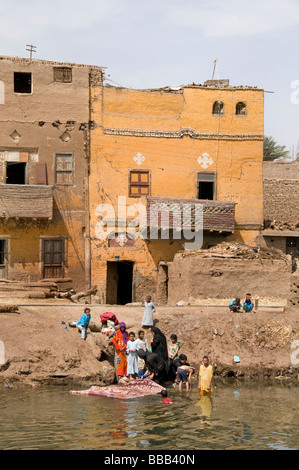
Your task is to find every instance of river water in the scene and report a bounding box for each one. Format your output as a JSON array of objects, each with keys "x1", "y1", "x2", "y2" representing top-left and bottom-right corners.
[{"x1": 0, "y1": 379, "x2": 298, "y2": 450}]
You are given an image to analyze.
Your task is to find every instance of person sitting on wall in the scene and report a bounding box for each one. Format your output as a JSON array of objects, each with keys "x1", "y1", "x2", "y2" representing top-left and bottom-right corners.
[
  {"x1": 243, "y1": 293, "x2": 254, "y2": 312},
  {"x1": 229, "y1": 298, "x2": 242, "y2": 312},
  {"x1": 76, "y1": 308, "x2": 91, "y2": 342}
]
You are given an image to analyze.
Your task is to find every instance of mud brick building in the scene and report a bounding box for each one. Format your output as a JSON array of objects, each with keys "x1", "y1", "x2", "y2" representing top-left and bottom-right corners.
[
  {"x1": 89, "y1": 80, "x2": 264, "y2": 304},
  {"x1": 0, "y1": 56, "x2": 103, "y2": 289},
  {"x1": 259, "y1": 158, "x2": 299, "y2": 270}
]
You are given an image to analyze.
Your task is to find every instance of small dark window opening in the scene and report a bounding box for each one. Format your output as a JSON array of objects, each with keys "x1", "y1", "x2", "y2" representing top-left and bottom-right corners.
[
  {"x1": 14, "y1": 72, "x2": 32, "y2": 94},
  {"x1": 287, "y1": 238, "x2": 297, "y2": 248},
  {"x1": 0, "y1": 240, "x2": 6, "y2": 266},
  {"x1": 6, "y1": 162, "x2": 27, "y2": 184},
  {"x1": 236, "y1": 102, "x2": 247, "y2": 115},
  {"x1": 212, "y1": 101, "x2": 224, "y2": 115},
  {"x1": 198, "y1": 181, "x2": 214, "y2": 199},
  {"x1": 197, "y1": 173, "x2": 215, "y2": 200}
]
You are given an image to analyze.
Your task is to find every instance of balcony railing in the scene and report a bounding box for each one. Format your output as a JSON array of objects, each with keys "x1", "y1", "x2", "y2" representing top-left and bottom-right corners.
[{"x1": 145, "y1": 196, "x2": 235, "y2": 235}]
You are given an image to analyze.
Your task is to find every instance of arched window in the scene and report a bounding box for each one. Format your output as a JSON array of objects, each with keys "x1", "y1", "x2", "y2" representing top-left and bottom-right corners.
[
  {"x1": 212, "y1": 101, "x2": 224, "y2": 115},
  {"x1": 236, "y1": 102, "x2": 247, "y2": 115},
  {"x1": 0, "y1": 81, "x2": 4, "y2": 104}
]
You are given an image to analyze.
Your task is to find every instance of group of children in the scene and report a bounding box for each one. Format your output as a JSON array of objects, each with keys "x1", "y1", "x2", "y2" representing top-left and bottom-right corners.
[
  {"x1": 125, "y1": 327, "x2": 213, "y2": 396},
  {"x1": 229, "y1": 293, "x2": 254, "y2": 313},
  {"x1": 75, "y1": 296, "x2": 214, "y2": 401}
]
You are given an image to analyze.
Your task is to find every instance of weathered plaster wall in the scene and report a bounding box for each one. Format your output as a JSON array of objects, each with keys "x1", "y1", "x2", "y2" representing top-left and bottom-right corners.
[
  {"x1": 167, "y1": 254, "x2": 292, "y2": 304},
  {"x1": 89, "y1": 84, "x2": 264, "y2": 302},
  {"x1": 0, "y1": 57, "x2": 103, "y2": 288},
  {"x1": 263, "y1": 160, "x2": 299, "y2": 228}
]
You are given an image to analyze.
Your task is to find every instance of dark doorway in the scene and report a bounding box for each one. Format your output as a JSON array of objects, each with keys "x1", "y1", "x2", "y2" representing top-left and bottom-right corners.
[
  {"x1": 106, "y1": 261, "x2": 134, "y2": 305},
  {"x1": 0, "y1": 239, "x2": 8, "y2": 279},
  {"x1": 286, "y1": 237, "x2": 299, "y2": 272},
  {"x1": 6, "y1": 162, "x2": 27, "y2": 184},
  {"x1": 157, "y1": 263, "x2": 168, "y2": 304}
]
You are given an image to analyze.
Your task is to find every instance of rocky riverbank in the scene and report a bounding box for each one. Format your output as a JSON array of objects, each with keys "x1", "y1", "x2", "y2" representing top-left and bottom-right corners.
[{"x1": 1, "y1": 303, "x2": 299, "y2": 388}]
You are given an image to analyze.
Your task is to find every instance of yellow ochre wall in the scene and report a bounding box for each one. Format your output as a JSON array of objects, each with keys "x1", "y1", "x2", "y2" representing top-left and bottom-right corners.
[{"x1": 89, "y1": 84, "x2": 264, "y2": 302}]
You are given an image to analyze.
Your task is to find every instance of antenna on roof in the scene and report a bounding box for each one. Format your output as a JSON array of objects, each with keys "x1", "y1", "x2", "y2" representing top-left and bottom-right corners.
[
  {"x1": 26, "y1": 44, "x2": 37, "y2": 60},
  {"x1": 211, "y1": 59, "x2": 217, "y2": 80}
]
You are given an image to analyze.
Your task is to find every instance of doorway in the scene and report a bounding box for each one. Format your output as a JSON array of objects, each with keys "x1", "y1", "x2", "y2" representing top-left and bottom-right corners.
[
  {"x1": 106, "y1": 261, "x2": 134, "y2": 305},
  {"x1": 286, "y1": 237, "x2": 299, "y2": 272}
]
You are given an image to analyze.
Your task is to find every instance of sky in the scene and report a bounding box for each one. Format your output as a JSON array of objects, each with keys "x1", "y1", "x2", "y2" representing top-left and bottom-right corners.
[{"x1": 1, "y1": 0, "x2": 299, "y2": 155}]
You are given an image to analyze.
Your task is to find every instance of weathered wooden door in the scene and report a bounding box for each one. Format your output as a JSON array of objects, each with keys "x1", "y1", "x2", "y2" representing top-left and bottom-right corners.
[
  {"x1": 0, "y1": 239, "x2": 8, "y2": 279},
  {"x1": 42, "y1": 239, "x2": 64, "y2": 278}
]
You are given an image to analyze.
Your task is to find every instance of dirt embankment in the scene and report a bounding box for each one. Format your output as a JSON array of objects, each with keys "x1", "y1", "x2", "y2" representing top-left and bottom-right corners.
[{"x1": 1, "y1": 303, "x2": 299, "y2": 388}]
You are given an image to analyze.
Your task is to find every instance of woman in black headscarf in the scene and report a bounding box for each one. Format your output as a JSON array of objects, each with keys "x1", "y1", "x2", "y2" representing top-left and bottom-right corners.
[
  {"x1": 150, "y1": 327, "x2": 169, "y2": 363},
  {"x1": 137, "y1": 349, "x2": 167, "y2": 384}
]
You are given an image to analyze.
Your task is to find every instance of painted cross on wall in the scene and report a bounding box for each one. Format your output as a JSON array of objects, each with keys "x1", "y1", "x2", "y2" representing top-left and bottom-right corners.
[
  {"x1": 133, "y1": 152, "x2": 146, "y2": 166},
  {"x1": 197, "y1": 152, "x2": 214, "y2": 170}
]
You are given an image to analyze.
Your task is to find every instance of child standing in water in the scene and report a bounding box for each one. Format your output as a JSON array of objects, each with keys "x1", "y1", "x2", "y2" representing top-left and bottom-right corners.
[
  {"x1": 168, "y1": 334, "x2": 180, "y2": 364},
  {"x1": 141, "y1": 295, "x2": 156, "y2": 328},
  {"x1": 198, "y1": 356, "x2": 213, "y2": 395},
  {"x1": 126, "y1": 332, "x2": 140, "y2": 380},
  {"x1": 176, "y1": 364, "x2": 195, "y2": 391},
  {"x1": 136, "y1": 330, "x2": 148, "y2": 378}
]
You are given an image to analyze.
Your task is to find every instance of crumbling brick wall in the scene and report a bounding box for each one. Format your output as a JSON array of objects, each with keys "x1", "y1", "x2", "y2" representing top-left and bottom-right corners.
[{"x1": 263, "y1": 160, "x2": 299, "y2": 228}]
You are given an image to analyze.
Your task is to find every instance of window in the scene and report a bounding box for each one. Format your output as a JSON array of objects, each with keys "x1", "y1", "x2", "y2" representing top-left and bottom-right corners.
[
  {"x1": 53, "y1": 67, "x2": 72, "y2": 83},
  {"x1": 236, "y1": 102, "x2": 247, "y2": 115},
  {"x1": 197, "y1": 173, "x2": 215, "y2": 200},
  {"x1": 6, "y1": 162, "x2": 27, "y2": 184},
  {"x1": 0, "y1": 240, "x2": 7, "y2": 279},
  {"x1": 55, "y1": 154, "x2": 73, "y2": 184},
  {"x1": 14, "y1": 72, "x2": 32, "y2": 94},
  {"x1": 129, "y1": 170, "x2": 150, "y2": 196},
  {"x1": 42, "y1": 239, "x2": 64, "y2": 279},
  {"x1": 212, "y1": 101, "x2": 224, "y2": 115}
]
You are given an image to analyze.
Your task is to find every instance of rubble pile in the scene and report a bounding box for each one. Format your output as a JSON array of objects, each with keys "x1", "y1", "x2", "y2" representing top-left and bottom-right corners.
[{"x1": 180, "y1": 241, "x2": 289, "y2": 260}]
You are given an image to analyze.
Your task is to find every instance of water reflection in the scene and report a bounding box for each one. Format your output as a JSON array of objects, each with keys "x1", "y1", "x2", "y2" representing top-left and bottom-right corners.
[{"x1": 0, "y1": 380, "x2": 299, "y2": 450}]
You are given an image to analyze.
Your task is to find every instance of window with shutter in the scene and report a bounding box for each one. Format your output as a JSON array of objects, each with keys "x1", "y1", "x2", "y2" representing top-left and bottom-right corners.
[
  {"x1": 55, "y1": 154, "x2": 73, "y2": 184},
  {"x1": 35, "y1": 162, "x2": 47, "y2": 185},
  {"x1": 53, "y1": 67, "x2": 72, "y2": 83},
  {"x1": 129, "y1": 170, "x2": 150, "y2": 197}
]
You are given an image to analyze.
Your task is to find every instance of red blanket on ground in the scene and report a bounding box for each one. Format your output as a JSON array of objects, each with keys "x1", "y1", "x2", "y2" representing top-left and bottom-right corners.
[{"x1": 69, "y1": 379, "x2": 165, "y2": 399}]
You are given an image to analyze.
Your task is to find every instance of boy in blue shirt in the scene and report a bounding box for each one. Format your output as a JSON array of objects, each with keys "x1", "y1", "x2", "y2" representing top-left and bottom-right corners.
[
  {"x1": 243, "y1": 293, "x2": 254, "y2": 312},
  {"x1": 229, "y1": 298, "x2": 242, "y2": 312},
  {"x1": 76, "y1": 308, "x2": 91, "y2": 341}
]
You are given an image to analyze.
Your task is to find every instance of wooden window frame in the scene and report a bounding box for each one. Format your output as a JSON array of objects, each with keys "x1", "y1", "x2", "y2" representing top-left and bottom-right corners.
[
  {"x1": 55, "y1": 153, "x2": 73, "y2": 185},
  {"x1": 53, "y1": 67, "x2": 72, "y2": 83},
  {"x1": 129, "y1": 169, "x2": 151, "y2": 197}
]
